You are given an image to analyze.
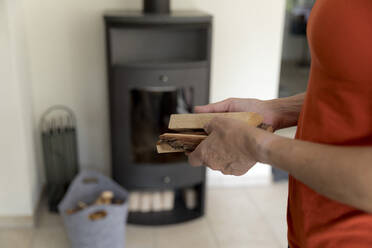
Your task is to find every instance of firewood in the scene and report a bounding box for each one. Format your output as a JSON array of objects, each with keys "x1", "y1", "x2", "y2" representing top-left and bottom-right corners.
[
  {"x1": 152, "y1": 192, "x2": 163, "y2": 212},
  {"x1": 157, "y1": 112, "x2": 273, "y2": 154},
  {"x1": 162, "y1": 191, "x2": 175, "y2": 211},
  {"x1": 65, "y1": 208, "x2": 77, "y2": 215},
  {"x1": 65, "y1": 191, "x2": 117, "y2": 215},
  {"x1": 65, "y1": 201, "x2": 88, "y2": 215},
  {"x1": 158, "y1": 133, "x2": 207, "y2": 152},
  {"x1": 113, "y1": 199, "x2": 124, "y2": 205},
  {"x1": 77, "y1": 201, "x2": 88, "y2": 209},
  {"x1": 156, "y1": 142, "x2": 185, "y2": 153},
  {"x1": 89, "y1": 210, "x2": 107, "y2": 221},
  {"x1": 139, "y1": 192, "x2": 152, "y2": 213},
  {"x1": 95, "y1": 191, "x2": 114, "y2": 205}
]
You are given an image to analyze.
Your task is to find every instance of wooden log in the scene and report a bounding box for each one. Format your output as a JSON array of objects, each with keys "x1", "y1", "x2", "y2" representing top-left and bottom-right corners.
[
  {"x1": 95, "y1": 191, "x2": 114, "y2": 205},
  {"x1": 157, "y1": 112, "x2": 273, "y2": 154},
  {"x1": 128, "y1": 192, "x2": 141, "y2": 212},
  {"x1": 162, "y1": 191, "x2": 175, "y2": 211},
  {"x1": 89, "y1": 210, "x2": 107, "y2": 221},
  {"x1": 156, "y1": 142, "x2": 185, "y2": 153},
  {"x1": 152, "y1": 192, "x2": 164, "y2": 212},
  {"x1": 157, "y1": 133, "x2": 207, "y2": 153},
  {"x1": 139, "y1": 192, "x2": 152, "y2": 213},
  {"x1": 168, "y1": 112, "x2": 263, "y2": 131}
]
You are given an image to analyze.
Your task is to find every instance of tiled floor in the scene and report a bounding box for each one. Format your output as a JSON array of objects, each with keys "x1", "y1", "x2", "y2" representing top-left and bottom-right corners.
[{"x1": 0, "y1": 182, "x2": 288, "y2": 248}]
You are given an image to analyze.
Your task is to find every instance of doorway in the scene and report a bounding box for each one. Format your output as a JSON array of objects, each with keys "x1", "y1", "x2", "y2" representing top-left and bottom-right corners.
[{"x1": 273, "y1": 0, "x2": 315, "y2": 181}]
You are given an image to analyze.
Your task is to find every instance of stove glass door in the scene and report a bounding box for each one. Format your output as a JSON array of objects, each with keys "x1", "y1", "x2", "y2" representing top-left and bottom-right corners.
[{"x1": 130, "y1": 86, "x2": 194, "y2": 164}]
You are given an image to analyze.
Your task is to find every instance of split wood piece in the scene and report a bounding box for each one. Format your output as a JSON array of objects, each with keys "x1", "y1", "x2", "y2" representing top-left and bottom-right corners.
[
  {"x1": 157, "y1": 133, "x2": 208, "y2": 153},
  {"x1": 157, "y1": 112, "x2": 273, "y2": 153},
  {"x1": 95, "y1": 191, "x2": 114, "y2": 205},
  {"x1": 156, "y1": 142, "x2": 185, "y2": 154},
  {"x1": 157, "y1": 123, "x2": 273, "y2": 153},
  {"x1": 113, "y1": 199, "x2": 124, "y2": 205},
  {"x1": 65, "y1": 201, "x2": 88, "y2": 215},
  {"x1": 168, "y1": 112, "x2": 264, "y2": 131},
  {"x1": 65, "y1": 191, "x2": 117, "y2": 215},
  {"x1": 77, "y1": 201, "x2": 88, "y2": 209},
  {"x1": 89, "y1": 210, "x2": 107, "y2": 221}
]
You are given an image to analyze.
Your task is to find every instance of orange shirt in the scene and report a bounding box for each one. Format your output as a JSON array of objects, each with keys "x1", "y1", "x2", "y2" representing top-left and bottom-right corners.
[{"x1": 288, "y1": 0, "x2": 372, "y2": 247}]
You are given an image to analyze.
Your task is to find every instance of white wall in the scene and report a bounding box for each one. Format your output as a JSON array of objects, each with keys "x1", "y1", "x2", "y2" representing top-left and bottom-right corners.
[
  {"x1": 0, "y1": 0, "x2": 40, "y2": 217},
  {"x1": 189, "y1": 0, "x2": 286, "y2": 185},
  {"x1": 23, "y1": 0, "x2": 286, "y2": 186}
]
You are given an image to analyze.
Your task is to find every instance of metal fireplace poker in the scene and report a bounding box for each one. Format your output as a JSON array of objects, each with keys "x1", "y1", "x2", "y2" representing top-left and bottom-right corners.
[{"x1": 41, "y1": 105, "x2": 79, "y2": 212}]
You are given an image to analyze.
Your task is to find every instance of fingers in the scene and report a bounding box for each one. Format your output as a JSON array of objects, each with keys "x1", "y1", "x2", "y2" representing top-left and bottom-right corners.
[
  {"x1": 204, "y1": 121, "x2": 213, "y2": 134},
  {"x1": 194, "y1": 99, "x2": 232, "y2": 113},
  {"x1": 219, "y1": 162, "x2": 254, "y2": 176}
]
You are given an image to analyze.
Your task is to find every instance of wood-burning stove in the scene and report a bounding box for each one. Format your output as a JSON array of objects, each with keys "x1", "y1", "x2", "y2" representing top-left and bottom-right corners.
[{"x1": 104, "y1": 3, "x2": 212, "y2": 225}]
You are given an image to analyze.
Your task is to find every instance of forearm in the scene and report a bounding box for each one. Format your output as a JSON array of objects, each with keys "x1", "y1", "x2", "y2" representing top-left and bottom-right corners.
[
  {"x1": 259, "y1": 135, "x2": 372, "y2": 213},
  {"x1": 264, "y1": 93, "x2": 305, "y2": 130}
]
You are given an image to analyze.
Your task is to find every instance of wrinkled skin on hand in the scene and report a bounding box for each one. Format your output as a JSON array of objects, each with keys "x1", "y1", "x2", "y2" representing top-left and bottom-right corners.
[
  {"x1": 194, "y1": 98, "x2": 282, "y2": 131},
  {"x1": 188, "y1": 117, "x2": 271, "y2": 176}
]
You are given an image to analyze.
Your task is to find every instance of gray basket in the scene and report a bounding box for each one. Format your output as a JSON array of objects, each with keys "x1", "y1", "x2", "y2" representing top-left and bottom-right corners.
[{"x1": 58, "y1": 171, "x2": 128, "y2": 248}]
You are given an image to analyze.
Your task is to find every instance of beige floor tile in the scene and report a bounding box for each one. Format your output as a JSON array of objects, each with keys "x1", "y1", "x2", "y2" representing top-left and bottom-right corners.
[
  {"x1": 0, "y1": 228, "x2": 33, "y2": 248},
  {"x1": 37, "y1": 210, "x2": 64, "y2": 228},
  {"x1": 245, "y1": 182, "x2": 288, "y2": 219},
  {"x1": 221, "y1": 240, "x2": 282, "y2": 248},
  {"x1": 265, "y1": 217, "x2": 288, "y2": 248},
  {"x1": 154, "y1": 218, "x2": 218, "y2": 248},
  {"x1": 35, "y1": 197, "x2": 64, "y2": 228},
  {"x1": 209, "y1": 217, "x2": 277, "y2": 244},
  {"x1": 32, "y1": 227, "x2": 70, "y2": 248},
  {"x1": 126, "y1": 225, "x2": 155, "y2": 248},
  {"x1": 0, "y1": 185, "x2": 289, "y2": 248},
  {"x1": 206, "y1": 188, "x2": 261, "y2": 224},
  {"x1": 206, "y1": 187, "x2": 284, "y2": 247},
  {"x1": 245, "y1": 183, "x2": 289, "y2": 248}
]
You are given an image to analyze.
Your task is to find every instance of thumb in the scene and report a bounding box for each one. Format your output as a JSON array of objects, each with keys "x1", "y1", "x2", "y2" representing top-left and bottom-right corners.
[
  {"x1": 204, "y1": 117, "x2": 222, "y2": 134},
  {"x1": 188, "y1": 146, "x2": 204, "y2": 167},
  {"x1": 194, "y1": 99, "x2": 232, "y2": 113}
]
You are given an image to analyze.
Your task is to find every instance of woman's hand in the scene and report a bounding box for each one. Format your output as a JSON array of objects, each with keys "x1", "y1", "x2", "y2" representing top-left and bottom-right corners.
[
  {"x1": 194, "y1": 95, "x2": 305, "y2": 131},
  {"x1": 188, "y1": 117, "x2": 274, "y2": 176},
  {"x1": 188, "y1": 95, "x2": 305, "y2": 175}
]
